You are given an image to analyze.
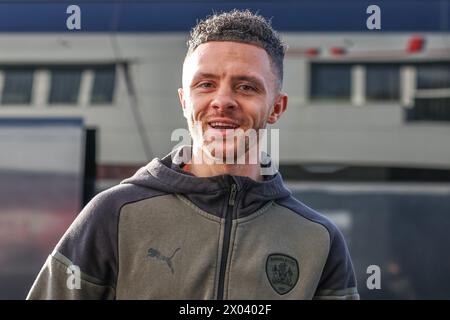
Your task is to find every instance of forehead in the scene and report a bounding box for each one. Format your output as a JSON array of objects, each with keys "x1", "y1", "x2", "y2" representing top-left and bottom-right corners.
[{"x1": 184, "y1": 41, "x2": 274, "y2": 80}]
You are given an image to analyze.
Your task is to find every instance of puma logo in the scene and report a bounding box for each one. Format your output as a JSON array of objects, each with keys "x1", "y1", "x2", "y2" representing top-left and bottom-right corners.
[{"x1": 147, "y1": 247, "x2": 180, "y2": 274}]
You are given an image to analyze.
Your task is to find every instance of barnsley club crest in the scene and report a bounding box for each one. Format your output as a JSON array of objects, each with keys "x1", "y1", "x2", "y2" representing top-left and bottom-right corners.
[{"x1": 266, "y1": 254, "x2": 299, "y2": 295}]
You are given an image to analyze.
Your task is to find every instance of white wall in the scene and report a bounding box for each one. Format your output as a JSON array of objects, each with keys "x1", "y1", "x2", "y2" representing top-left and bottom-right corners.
[{"x1": 0, "y1": 32, "x2": 449, "y2": 168}]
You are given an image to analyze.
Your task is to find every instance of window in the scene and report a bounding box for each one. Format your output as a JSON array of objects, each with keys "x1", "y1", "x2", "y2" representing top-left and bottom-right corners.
[
  {"x1": 91, "y1": 66, "x2": 115, "y2": 104},
  {"x1": 1, "y1": 68, "x2": 34, "y2": 105},
  {"x1": 408, "y1": 63, "x2": 450, "y2": 122},
  {"x1": 310, "y1": 64, "x2": 351, "y2": 101},
  {"x1": 417, "y1": 63, "x2": 450, "y2": 89},
  {"x1": 366, "y1": 64, "x2": 400, "y2": 101},
  {"x1": 407, "y1": 97, "x2": 450, "y2": 122},
  {"x1": 49, "y1": 68, "x2": 82, "y2": 104}
]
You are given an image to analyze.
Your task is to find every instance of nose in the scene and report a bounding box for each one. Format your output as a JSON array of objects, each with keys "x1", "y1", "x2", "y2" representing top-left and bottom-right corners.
[{"x1": 210, "y1": 85, "x2": 238, "y2": 111}]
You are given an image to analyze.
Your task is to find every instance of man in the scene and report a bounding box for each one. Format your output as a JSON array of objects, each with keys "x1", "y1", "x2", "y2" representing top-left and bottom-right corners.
[{"x1": 27, "y1": 10, "x2": 359, "y2": 300}]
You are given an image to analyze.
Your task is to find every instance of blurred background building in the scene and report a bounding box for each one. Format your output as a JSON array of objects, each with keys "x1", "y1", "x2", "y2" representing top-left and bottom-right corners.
[{"x1": 0, "y1": 0, "x2": 449, "y2": 299}]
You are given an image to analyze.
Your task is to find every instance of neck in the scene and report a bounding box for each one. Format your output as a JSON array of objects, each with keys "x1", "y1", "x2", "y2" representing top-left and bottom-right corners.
[{"x1": 187, "y1": 147, "x2": 263, "y2": 182}]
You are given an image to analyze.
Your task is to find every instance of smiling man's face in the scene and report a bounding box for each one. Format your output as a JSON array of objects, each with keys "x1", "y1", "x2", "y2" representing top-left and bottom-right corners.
[{"x1": 178, "y1": 41, "x2": 287, "y2": 162}]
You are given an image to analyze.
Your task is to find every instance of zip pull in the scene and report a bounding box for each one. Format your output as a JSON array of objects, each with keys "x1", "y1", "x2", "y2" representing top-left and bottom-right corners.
[{"x1": 228, "y1": 184, "x2": 237, "y2": 206}]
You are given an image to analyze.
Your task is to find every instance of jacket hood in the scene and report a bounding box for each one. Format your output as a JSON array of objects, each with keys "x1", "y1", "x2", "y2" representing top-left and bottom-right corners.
[{"x1": 121, "y1": 145, "x2": 291, "y2": 218}]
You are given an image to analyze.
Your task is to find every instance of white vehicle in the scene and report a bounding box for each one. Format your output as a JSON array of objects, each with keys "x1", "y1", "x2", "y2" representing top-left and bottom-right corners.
[{"x1": 0, "y1": 1, "x2": 448, "y2": 183}]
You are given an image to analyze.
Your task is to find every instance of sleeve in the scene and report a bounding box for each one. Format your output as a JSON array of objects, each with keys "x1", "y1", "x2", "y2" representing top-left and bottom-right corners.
[
  {"x1": 26, "y1": 252, "x2": 116, "y2": 300},
  {"x1": 313, "y1": 227, "x2": 360, "y2": 300},
  {"x1": 26, "y1": 188, "x2": 121, "y2": 300}
]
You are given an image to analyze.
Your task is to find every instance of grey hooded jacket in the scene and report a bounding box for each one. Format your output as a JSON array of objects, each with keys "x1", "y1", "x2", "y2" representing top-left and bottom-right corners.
[{"x1": 27, "y1": 146, "x2": 359, "y2": 300}]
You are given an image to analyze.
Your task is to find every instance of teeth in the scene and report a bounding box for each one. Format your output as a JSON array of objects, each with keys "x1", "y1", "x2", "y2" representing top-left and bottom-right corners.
[{"x1": 209, "y1": 122, "x2": 238, "y2": 128}]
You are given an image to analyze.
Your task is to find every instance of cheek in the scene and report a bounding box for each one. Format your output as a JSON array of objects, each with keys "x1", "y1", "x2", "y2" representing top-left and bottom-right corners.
[
  {"x1": 244, "y1": 102, "x2": 271, "y2": 128},
  {"x1": 186, "y1": 96, "x2": 208, "y2": 122}
]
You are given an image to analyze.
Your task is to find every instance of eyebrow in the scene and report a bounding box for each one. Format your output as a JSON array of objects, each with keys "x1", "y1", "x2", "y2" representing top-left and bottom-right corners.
[
  {"x1": 191, "y1": 72, "x2": 266, "y2": 91},
  {"x1": 190, "y1": 72, "x2": 219, "y2": 85}
]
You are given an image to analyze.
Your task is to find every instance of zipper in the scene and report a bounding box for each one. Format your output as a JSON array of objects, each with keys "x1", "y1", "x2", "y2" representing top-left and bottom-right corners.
[{"x1": 217, "y1": 183, "x2": 237, "y2": 300}]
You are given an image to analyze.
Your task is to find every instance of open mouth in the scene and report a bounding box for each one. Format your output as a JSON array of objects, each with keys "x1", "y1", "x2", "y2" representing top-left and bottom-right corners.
[{"x1": 207, "y1": 119, "x2": 240, "y2": 130}]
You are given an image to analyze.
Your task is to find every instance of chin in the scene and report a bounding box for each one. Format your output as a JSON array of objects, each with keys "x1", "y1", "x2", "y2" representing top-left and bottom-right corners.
[{"x1": 206, "y1": 141, "x2": 249, "y2": 165}]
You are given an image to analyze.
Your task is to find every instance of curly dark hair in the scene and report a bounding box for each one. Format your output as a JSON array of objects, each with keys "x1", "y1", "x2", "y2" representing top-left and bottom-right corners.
[{"x1": 186, "y1": 9, "x2": 287, "y2": 90}]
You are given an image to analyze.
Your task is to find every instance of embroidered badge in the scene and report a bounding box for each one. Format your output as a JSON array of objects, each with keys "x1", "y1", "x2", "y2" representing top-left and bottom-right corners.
[{"x1": 266, "y1": 253, "x2": 299, "y2": 295}]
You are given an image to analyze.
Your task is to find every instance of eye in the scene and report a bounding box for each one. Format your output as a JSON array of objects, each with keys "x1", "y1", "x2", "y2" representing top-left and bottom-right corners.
[
  {"x1": 238, "y1": 84, "x2": 256, "y2": 92},
  {"x1": 198, "y1": 82, "x2": 214, "y2": 89}
]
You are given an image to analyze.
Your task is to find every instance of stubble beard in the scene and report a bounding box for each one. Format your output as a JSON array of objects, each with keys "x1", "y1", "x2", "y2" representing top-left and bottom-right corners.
[{"x1": 189, "y1": 119, "x2": 265, "y2": 165}]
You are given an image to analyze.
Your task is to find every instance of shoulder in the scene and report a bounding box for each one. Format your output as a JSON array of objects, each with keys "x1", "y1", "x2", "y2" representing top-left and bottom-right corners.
[
  {"x1": 76, "y1": 183, "x2": 166, "y2": 226},
  {"x1": 274, "y1": 195, "x2": 352, "y2": 265},
  {"x1": 275, "y1": 195, "x2": 341, "y2": 240}
]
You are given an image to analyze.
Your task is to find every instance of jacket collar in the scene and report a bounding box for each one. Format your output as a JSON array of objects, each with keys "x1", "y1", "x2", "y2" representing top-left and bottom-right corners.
[{"x1": 124, "y1": 145, "x2": 291, "y2": 219}]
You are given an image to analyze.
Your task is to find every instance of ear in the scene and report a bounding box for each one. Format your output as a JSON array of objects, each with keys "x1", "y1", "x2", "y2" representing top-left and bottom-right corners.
[
  {"x1": 267, "y1": 93, "x2": 288, "y2": 124},
  {"x1": 178, "y1": 88, "x2": 187, "y2": 119}
]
